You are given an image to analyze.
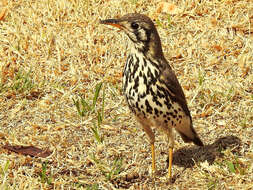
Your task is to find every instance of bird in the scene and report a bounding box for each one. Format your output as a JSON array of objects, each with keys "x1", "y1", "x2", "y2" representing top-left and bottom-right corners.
[{"x1": 100, "y1": 13, "x2": 204, "y2": 179}]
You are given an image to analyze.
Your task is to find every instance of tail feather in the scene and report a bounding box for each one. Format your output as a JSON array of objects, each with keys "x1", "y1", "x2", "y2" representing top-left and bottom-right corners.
[
  {"x1": 192, "y1": 136, "x2": 204, "y2": 146},
  {"x1": 178, "y1": 131, "x2": 204, "y2": 146}
]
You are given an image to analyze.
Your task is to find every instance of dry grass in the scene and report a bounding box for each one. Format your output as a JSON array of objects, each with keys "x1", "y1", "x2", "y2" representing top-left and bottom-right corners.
[{"x1": 0, "y1": 0, "x2": 252, "y2": 189}]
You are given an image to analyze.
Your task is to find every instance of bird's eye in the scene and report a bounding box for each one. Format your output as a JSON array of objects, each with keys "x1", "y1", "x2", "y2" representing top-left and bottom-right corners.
[{"x1": 131, "y1": 22, "x2": 139, "y2": 29}]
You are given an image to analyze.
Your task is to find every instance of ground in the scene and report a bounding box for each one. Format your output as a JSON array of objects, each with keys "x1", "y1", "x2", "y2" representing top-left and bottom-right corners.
[{"x1": 0, "y1": 0, "x2": 252, "y2": 189}]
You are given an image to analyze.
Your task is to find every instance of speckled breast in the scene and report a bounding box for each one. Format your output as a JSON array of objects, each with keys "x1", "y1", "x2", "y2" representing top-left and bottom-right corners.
[{"x1": 122, "y1": 53, "x2": 176, "y2": 123}]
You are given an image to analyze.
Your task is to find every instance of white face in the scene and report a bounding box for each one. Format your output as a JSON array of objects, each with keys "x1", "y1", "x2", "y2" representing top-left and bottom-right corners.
[{"x1": 121, "y1": 20, "x2": 152, "y2": 52}]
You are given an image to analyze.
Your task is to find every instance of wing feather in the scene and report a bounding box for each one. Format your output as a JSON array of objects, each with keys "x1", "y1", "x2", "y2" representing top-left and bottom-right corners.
[{"x1": 160, "y1": 66, "x2": 204, "y2": 146}]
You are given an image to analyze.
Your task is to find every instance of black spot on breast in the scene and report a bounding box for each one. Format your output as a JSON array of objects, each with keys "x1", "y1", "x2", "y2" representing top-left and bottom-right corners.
[
  {"x1": 127, "y1": 55, "x2": 133, "y2": 67},
  {"x1": 150, "y1": 74, "x2": 156, "y2": 84},
  {"x1": 156, "y1": 85, "x2": 168, "y2": 100},
  {"x1": 143, "y1": 58, "x2": 147, "y2": 67},
  {"x1": 165, "y1": 101, "x2": 172, "y2": 110},
  {"x1": 136, "y1": 102, "x2": 141, "y2": 112},
  {"x1": 123, "y1": 81, "x2": 128, "y2": 92},
  {"x1": 129, "y1": 103, "x2": 136, "y2": 114},
  {"x1": 150, "y1": 88, "x2": 163, "y2": 107},
  {"x1": 147, "y1": 58, "x2": 159, "y2": 69},
  {"x1": 157, "y1": 85, "x2": 167, "y2": 95},
  {"x1": 145, "y1": 99, "x2": 153, "y2": 114},
  {"x1": 147, "y1": 68, "x2": 151, "y2": 78},
  {"x1": 155, "y1": 99, "x2": 162, "y2": 107},
  {"x1": 167, "y1": 111, "x2": 176, "y2": 119},
  {"x1": 155, "y1": 70, "x2": 159, "y2": 78},
  {"x1": 128, "y1": 73, "x2": 133, "y2": 83},
  {"x1": 133, "y1": 64, "x2": 138, "y2": 76},
  {"x1": 154, "y1": 108, "x2": 159, "y2": 116},
  {"x1": 142, "y1": 111, "x2": 146, "y2": 118},
  {"x1": 143, "y1": 76, "x2": 147, "y2": 85},
  {"x1": 150, "y1": 87, "x2": 155, "y2": 96},
  {"x1": 129, "y1": 86, "x2": 133, "y2": 94},
  {"x1": 146, "y1": 68, "x2": 157, "y2": 85},
  {"x1": 134, "y1": 55, "x2": 140, "y2": 64},
  {"x1": 157, "y1": 89, "x2": 165, "y2": 98},
  {"x1": 133, "y1": 76, "x2": 139, "y2": 90}
]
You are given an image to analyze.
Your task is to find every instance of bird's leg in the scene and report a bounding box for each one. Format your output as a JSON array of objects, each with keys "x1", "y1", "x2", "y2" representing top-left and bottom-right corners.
[
  {"x1": 142, "y1": 125, "x2": 156, "y2": 174},
  {"x1": 151, "y1": 142, "x2": 156, "y2": 172},
  {"x1": 136, "y1": 118, "x2": 156, "y2": 174},
  {"x1": 168, "y1": 146, "x2": 173, "y2": 179},
  {"x1": 167, "y1": 128, "x2": 174, "y2": 179}
]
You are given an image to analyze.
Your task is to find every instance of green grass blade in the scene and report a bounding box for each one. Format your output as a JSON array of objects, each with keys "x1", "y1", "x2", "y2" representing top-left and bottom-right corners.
[
  {"x1": 227, "y1": 161, "x2": 236, "y2": 173},
  {"x1": 97, "y1": 111, "x2": 102, "y2": 128},
  {"x1": 92, "y1": 82, "x2": 103, "y2": 109},
  {"x1": 72, "y1": 98, "x2": 82, "y2": 116},
  {"x1": 81, "y1": 97, "x2": 92, "y2": 112},
  {"x1": 101, "y1": 86, "x2": 105, "y2": 121},
  {"x1": 91, "y1": 123, "x2": 103, "y2": 144}
]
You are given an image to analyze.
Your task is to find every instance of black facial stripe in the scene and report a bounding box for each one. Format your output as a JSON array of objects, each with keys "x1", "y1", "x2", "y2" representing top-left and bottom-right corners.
[
  {"x1": 126, "y1": 26, "x2": 152, "y2": 54},
  {"x1": 134, "y1": 28, "x2": 151, "y2": 43},
  {"x1": 134, "y1": 30, "x2": 140, "y2": 41},
  {"x1": 145, "y1": 29, "x2": 151, "y2": 43},
  {"x1": 143, "y1": 29, "x2": 151, "y2": 53}
]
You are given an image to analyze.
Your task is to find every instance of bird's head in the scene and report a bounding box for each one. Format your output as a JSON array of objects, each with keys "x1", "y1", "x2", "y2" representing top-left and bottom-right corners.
[{"x1": 100, "y1": 13, "x2": 164, "y2": 59}]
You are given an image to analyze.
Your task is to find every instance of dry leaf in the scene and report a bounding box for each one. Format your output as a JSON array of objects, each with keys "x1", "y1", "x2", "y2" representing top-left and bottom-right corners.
[
  {"x1": 156, "y1": 2, "x2": 182, "y2": 15},
  {"x1": 0, "y1": 7, "x2": 6, "y2": 20},
  {"x1": 60, "y1": 63, "x2": 69, "y2": 72},
  {"x1": 195, "y1": 107, "x2": 213, "y2": 118},
  {"x1": 213, "y1": 45, "x2": 222, "y2": 52},
  {"x1": 1, "y1": 62, "x2": 17, "y2": 83},
  {"x1": 0, "y1": 132, "x2": 7, "y2": 139},
  {"x1": 0, "y1": 0, "x2": 7, "y2": 21},
  {"x1": 26, "y1": 90, "x2": 42, "y2": 100},
  {"x1": 238, "y1": 53, "x2": 251, "y2": 77},
  {"x1": 3, "y1": 145, "x2": 52, "y2": 158},
  {"x1": 210, "y1": 17, "x2": 218, "y2": 27}
]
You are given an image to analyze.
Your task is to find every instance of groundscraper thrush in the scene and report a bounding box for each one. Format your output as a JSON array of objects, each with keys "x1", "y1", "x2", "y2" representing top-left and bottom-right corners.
[{"x1": 100, "y1": 13, "x2": 204, "y2": 179}]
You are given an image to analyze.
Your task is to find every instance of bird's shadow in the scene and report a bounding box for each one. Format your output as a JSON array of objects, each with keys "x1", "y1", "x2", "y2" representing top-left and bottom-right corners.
[{"x1": 166, "y1": 135, "x2": 241, "y2": 182}]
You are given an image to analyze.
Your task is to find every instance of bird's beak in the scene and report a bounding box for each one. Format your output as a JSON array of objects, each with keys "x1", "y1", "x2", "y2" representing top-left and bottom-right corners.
[{"x1": 100, "y1": 19, "x2": 123, "y2": 30}]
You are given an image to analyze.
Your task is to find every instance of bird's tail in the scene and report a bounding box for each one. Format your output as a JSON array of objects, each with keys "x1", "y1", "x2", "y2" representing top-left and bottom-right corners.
[{"x1": 177, "y1": 125, "x2": 204, "y2": 146}]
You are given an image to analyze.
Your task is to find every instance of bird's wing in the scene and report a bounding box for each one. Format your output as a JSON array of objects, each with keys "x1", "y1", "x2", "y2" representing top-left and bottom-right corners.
[
  {"x1": 160, "y1": 66, "x2": 204, "y2": 146},
  {"x1": 160, "y1": 67, "x2": 191, "y2": 117}
]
